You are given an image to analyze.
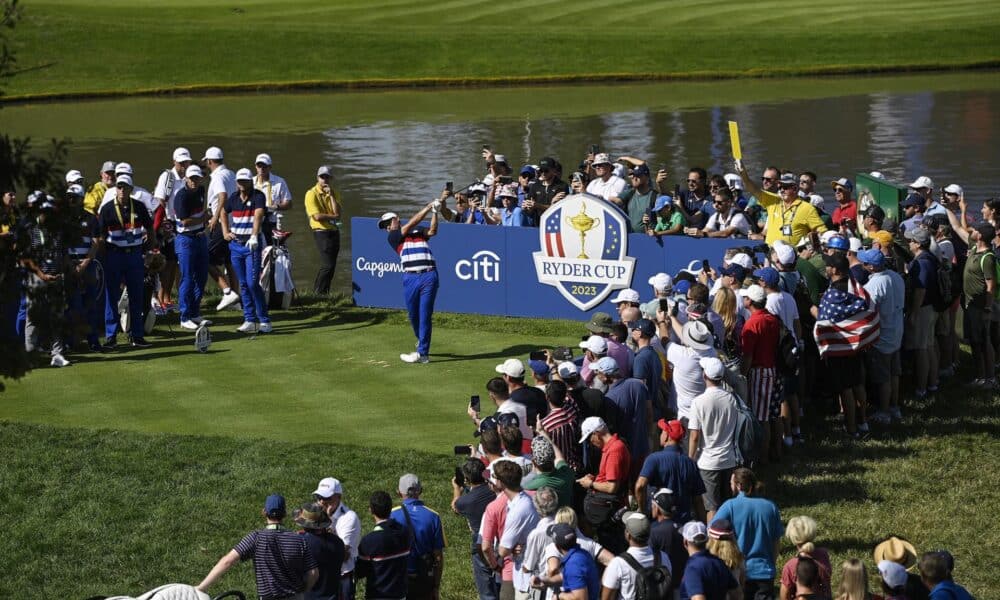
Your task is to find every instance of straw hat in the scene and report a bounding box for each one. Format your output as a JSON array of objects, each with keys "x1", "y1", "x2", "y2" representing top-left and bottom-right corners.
[{"x1": 873, "y1": 536, "x2": 918, "y2": 571}]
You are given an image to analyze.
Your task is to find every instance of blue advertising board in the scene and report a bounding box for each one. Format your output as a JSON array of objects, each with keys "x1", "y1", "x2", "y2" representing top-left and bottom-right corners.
[{"x1": 352, "y1": 195, "x2": 748, "y2": 320}]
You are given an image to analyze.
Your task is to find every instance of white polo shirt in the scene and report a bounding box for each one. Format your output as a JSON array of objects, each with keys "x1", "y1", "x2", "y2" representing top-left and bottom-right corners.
[
  {"x1": 255, "y1": 173, "x2": 292, "y2": 222},
  {"x1": 207, "y1": 165, "x2": 237, "y2": 216},
  {"x1": 586, "y1": 176, "x2": 627, "y2": 201},
  {"x1": 154, "y1": 167, "x2": 186, "y2": 219},
  {"x1": 329, "y1": 502, "x2": 362, "y2": 575}
]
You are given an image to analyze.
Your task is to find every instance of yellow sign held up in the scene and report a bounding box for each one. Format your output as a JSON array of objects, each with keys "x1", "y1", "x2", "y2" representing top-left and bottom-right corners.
[{"x1": 728, "y1": 121, "x2": 742, "y2": 160}]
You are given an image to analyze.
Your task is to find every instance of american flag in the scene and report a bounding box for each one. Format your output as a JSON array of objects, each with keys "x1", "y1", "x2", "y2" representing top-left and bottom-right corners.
[
  {"x1": 813, "y1": 279, "x2": 881, "y2": 358},
  {"x1": 545, "y1": 208, "x2": 565, "y2": 257}
]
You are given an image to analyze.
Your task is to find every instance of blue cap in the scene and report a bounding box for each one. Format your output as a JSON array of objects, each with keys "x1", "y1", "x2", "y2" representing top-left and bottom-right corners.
[
  {"x1": 520, "y1": 165, "x2": 536, "y2": 177},
  {"x1": 629, "y1": 318, "x2": 656, "y2": 338},
  {"x1": 831, "y1": 177, "x2": 854, "y2": 193},
  {"x1": 857, "y1": 248, "x2": 885, "y2": 267},
  {"x1": 825, "y1": 235, "x2": 850, "y2": 251},
  {"x1": 902, "y1": 193, "x2": 923, "y2": 208},
  {"x1": 721, "y1": 263, "x2": 747, "y2": 280},
  {"x1": 593, "y1": 356, "x2": 620, "y2": 375},
  {"x1": 265, "y1": 494, "x2": 286, "y2": 518},
  {"x1": 631, "y1": 164, "x2": 650, "y2": 177},
  {"x1": 674, "y1": 280, "x2": 691, "y2": 295},
  {"x1": 528, "y1": 359, "x2": 550, "y2": 376},
  {"x1": 653, "y1": 195, "x2": 672, "y2": 212},
  {"x1": 753, "y1": 267, "x2": 780, "y2": 288}
]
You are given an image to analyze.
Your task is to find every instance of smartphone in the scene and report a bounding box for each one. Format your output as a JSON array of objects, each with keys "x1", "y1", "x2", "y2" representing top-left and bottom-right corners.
[
  {"x1": 674, "y1": 184, "x2": 682, "y2": 197},
  {"x1": 498, "y1": 175, "x2": 513, "y2": 185},
  {"x1": 589, "y1": 144, "x2": 599, "y2": 155},
  {"x1": 455, "y1": 466, "x2": 466, "y2": 488},
  {"x1": 469, "y1": 395, "x2": 480, "y2": 412},
  {"x1": 445, "y1": 181, "x2": 453, "y2": 192},
  {"x1": 454, "y1": 445, "x2": 472, "y2": 455},
  {"x1": 702, "y1": 259, "x2": 711, "y2": 273},
  {"x1": 659, "y1": 299, "x2": 670, "y2": 314},
  {"x1": 529, "y1": 350, "x2": 547, "y2": 361}
]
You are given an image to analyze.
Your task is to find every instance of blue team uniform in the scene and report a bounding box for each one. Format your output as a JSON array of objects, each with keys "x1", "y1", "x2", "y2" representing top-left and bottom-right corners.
[
  {"x1": 388, "y1": 227, "x2": 439, "y2": 357},
  {"x1": 173, "y1": 185, "x2": 209, "y2": 322},
  {"x1": 224, "y1": 190, "x2": 270, "y2": 325},
  {"x1": 97, "y1": 198, "x2": 152, "y2": 341}
]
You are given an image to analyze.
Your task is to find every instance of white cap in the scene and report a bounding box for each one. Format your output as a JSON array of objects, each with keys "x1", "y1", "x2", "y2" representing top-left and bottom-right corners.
[
  {"x1": 579, "y1": 416, "x2": 607, "y2": 443},
  {"x1": 493, "y1": 154, "x2": 508, "y2": 164},
  {"x1": 173, "y1": 147, "x2": 192, "y2": 162},
  {"x1": 869, "y1": 171, "x2": 885, "y2": 180},
  {"x1": 202, "y1": 146, "x2": 224, "y2": 161},
  {"x1": 235, "y1": 168, "x2": 253, "y2": 181},
  {"x1": 729, "y1": 253, "x2": 753, "y2": 269},
  {"x1": 877, "y1": 560, "x2": 908, "y2": 590},
  {"x1": 592, "y1": 153, "x2": 612, "y2": 166},
  {"x1": 255, "y1": 153, "x2": 273, "y2": 166},
  {"x1": 699, "y1": 357, "x2": 725, "y2": 381},
  {"x1": 592, "y1": 356, "x2": 619, "y2": 375},
  {"x1": 115, "y1": 174, "x2": 133, "y2": 187},
  {"x1": 772, "y1": 240, "x2": 796, "y2": 266},
  {"x1": 66, "y1": 184, "x2": 85, "y2": 197},
  {"x1": 609, "y1": 288, "x2": 640, "y2": 304},
  {"x1": 578, "y1": 335, "x2": 608, "y2": 355},
  {"x1": 745, "y1": 284, "x2": 766, "y2": 303},
  {"x1": 65, "y1": 169, "x2": 84, "y2": 184},
  {"x1": 317, "y1": 165, "x2": 332, "y2": 177},
  {"x1": 681, "y1": 521, "x2": 708, "y2": 543},
  {"x1": 796, "y1": 236, "x2": 811, "y2": 249},
  {"x1": 495, "y1": 358, "x2": 525, "y2": 378},
  {"x1": 723, "y1": 173, "x2": 743, "y2": 190},
  {"x1": 820, "y1": 230, "x2": 839, "y2": 244},
  {"x1": 557, "y1": 361, "x2": 579, "y2": 379},
  {"x1": 313, "y1": 477, "x2": 343, "y2": 498},
  {"x1": 648, "y1": 273, "x2": 672, "y2": 292},
  {"x1": 809, "y1": 193, "x2": 825, "y2": 208},
  {"x1": 908, "y1": 175, "x2": 934, "y2": 190},
  {"x1": 849, "y1": 237, "x2": 863, "y2": 253},
  {"x1": 377, "y1": 212, "x2": 398, "y2": 229},
  {"x1": 115, "y1": 162, "x2": 133, "y2": 175},
  {"x1": 944, "y1": 184, "x2": 963, "y2": 196},
  {"x1": 185, "y1": 165, "x2": 204, "y2": 178}
]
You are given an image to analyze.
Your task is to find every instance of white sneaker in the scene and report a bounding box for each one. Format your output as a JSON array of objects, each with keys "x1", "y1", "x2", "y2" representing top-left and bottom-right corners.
[
  {"x1": 400, "y1": 352, "x2": 429, "y2": 363},
  {"x1": 50, "y1": 353, "x2": 70, "y2": 368},
  {"x1": 191, "y1": 316, "x2": 212, "y2": 326},
  {"x1": 216, "y1": 290, "x2": 240, "y2": 311},
  {"x1": 258, "y1": 322, "x2": 273, "y2": 333},
  {"x1": 180, "y1": 320, "x2": 199, "y2": 330},
  {"x1": 237, "y1": 321, "x2": 257, "y2": 333}
]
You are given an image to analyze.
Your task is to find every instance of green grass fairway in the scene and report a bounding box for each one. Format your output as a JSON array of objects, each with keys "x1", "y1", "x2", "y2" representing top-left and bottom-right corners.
[
  {"x1": 4, "y1": 0, "x2": 1000, "y2": 98},
  {"x1": 0, "y1": 299, "x2": 578, "y2": 450},
  {"x1": 1, "y1": 301, "x2": 999, "y2": 598}
]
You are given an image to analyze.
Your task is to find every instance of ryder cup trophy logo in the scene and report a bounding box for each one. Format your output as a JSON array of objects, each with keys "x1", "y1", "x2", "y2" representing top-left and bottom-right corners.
[{"x1": 533, "y1": 194, "x2": 635, "y2": 311}]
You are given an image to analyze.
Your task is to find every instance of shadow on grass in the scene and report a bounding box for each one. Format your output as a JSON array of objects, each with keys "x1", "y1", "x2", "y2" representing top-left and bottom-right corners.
[{"x1": 429, "y1": 344, "x2": 544, "y2": 363}]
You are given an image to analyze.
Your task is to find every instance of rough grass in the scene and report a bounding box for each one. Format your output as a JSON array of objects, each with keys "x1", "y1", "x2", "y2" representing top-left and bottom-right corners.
[
  {"x1": 3, "y1": 0, "x2": 1000, "y2": 98},
  {"x1": 1, "y1": 300, "x2": 998, "y2": 598}
]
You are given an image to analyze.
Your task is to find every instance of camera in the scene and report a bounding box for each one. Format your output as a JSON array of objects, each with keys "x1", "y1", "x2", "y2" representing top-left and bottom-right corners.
[
  {"x1": 529, "y1": 350, "x2": 547, "y2": 361},
  {"x1": 454, "y1": 445, "x2": 472, "y2": 455}
]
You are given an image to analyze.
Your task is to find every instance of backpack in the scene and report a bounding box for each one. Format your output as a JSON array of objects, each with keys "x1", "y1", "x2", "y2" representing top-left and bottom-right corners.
[
  {"x1": 618, "y1": 550, "x2": 672, "y2": 600},
  {"x1": 979, "y1": 252, "x2": 1000, "y2": 301},
  {"x1": 731, "y1": 391, "x2": 764, "y2": 468},
  {"x1": 930, "y1": 253, "x2": 955, "y2": 312},
  {"x1": 775, "y1": 321, "x2": 800, "y2": 376}
]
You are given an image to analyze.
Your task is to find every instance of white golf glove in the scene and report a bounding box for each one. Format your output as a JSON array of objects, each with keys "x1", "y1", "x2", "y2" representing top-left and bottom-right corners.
[{"x1": 245, "y1": 235, "x2": 259, "y2": 250}]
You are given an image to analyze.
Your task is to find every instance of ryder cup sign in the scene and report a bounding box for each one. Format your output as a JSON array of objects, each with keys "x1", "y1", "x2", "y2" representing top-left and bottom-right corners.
[{"x1": 533, "y1": 194, "x2": 636, "y2": 311}]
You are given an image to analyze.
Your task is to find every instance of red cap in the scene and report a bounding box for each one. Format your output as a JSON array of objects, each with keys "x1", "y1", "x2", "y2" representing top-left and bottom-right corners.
[{"x1": 657, "y1": 418, "x2": 685, "y2": 441}]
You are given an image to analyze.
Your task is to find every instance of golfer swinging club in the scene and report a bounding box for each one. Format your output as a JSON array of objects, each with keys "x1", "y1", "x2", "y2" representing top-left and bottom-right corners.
[{"x1": 378, "y1": 200, "x2": 440, "y2": 363}]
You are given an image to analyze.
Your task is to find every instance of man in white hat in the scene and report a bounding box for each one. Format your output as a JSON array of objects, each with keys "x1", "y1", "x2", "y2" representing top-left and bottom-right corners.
[
  {"x1": 378, "y1": 202, "x2": 440, "y2": 363},
  {"x1": 313, "y1": 477, "x2": 362, "y2": 600},
  {"x1": 173, "y1": 165, "x2": 211, "y2": 330},
  {"x1": 203, "y1": 146, "x2": 241, "y2": 312},
  {"x1": 153, "y1": 147, "x2": 194, "y2": 313},
  {"x1": 305, "y1": 165, "x2": 343, "y2": 295},
  {"x1": 585, "y1": 153, "x2": 627, "y2": 201},
  {"x1": 576, "y1": 415, "x2": 631, "y2": 554},
  {"x1": 908, "y1": 175, "x2": 947, "y2": 217},
  {"x1": 655, "y1": 315, "x2": 718, "y2": 422},
  {"x1": 99, "y1": 162, "x2": 156, "y2": 214},
  {"x1": 609, "y1": 288, "x2": 641, "y2": 318},
  {"x1": 641, "y1": 273, "x2": 673, "y2": 320},
  {"x1": 220, "y1": 168, "x2": 272, "y2": 333},
  {"x1": 253, "y1": 152, "x2": 292, "y2": 243},
  {"x1": 97, "y1": 173, "x2": 156, "y2": 348}
]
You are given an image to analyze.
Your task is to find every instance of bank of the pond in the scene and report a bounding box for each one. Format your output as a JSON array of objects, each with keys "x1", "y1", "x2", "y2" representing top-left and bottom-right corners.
[{"x1": 3, "y1": 0, "x2": 1000, "y2": 101}]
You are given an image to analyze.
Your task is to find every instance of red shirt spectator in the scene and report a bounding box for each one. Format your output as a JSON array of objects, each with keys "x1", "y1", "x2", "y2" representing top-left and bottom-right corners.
[
  {"x1": 832, "y1": 200, "x2": 857, "y2": 228},
  {"x1": 595, "y1": 434, "x2": 631, "y2": 498},
  {"x1": 479, "y1": 492, "x2": 512, "y2": 580},
  {"x1": 741, "y1": 309, "x2": 780, "y2": 368}
]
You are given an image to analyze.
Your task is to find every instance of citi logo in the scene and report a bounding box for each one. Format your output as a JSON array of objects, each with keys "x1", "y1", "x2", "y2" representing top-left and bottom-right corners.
[{"x1": 455, "y1": 250, "x2": 501, "y2": 282}]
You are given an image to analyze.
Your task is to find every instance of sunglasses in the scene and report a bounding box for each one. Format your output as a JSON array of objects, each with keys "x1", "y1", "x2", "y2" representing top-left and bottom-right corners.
[
  {"x1": 256, "y1": 163, "x2": 270, "y2": 168},
  {"x1": 115, "y1": 183, "x2": 129, "y2": 189},
  {"x1": 687, "y1": 179, "x2": 701, "y2": 184},
  {"x1": 762, "y1": 176, "x2": 775, "y2": 182},
  {"x1": 834, "y1": 187, "x2": 847, "y2": 193}
]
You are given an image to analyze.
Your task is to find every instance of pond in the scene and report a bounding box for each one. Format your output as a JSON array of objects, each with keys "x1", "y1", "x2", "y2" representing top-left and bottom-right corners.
[{"x1": 3, "y1": 71, "x2": 998, "y2": 295}]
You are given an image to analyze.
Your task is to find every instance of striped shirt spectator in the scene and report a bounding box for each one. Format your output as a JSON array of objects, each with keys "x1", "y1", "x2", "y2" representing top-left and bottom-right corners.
[{"x1": 98, "y1": 193, "x2": 152, "y2": 248}]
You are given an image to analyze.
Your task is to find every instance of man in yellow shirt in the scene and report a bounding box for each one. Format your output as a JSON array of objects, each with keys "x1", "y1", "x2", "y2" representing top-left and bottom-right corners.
[
  {"x1": 84, "y1": 161, "x2": 116, "y2": 215},
  {"x1": 304, "y1": 165, "x2": 343, "y2": 295},
  {"x1": 738, "y1": 164, "x2": 826, "y2": 245}
]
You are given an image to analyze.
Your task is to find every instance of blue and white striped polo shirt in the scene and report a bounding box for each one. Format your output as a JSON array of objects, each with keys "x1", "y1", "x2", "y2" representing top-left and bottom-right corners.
[
  {"x1": 388, "y1": 227, "x2": 435, "y2": 273},
  {"x1": 225, "y1": 189, "x2": 266, "y2": 242},
  {"x1": 174, "y1": 185, "x2": 207, "y2": 235},
  {"x1": 97, "y1": 199, "x2": 151, "y2": 248}
]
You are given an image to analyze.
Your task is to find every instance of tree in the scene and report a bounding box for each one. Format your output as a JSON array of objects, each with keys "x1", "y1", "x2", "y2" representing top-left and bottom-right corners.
[{"x1": 1, "y1": 0, "x2": 71, "y2": 390}]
